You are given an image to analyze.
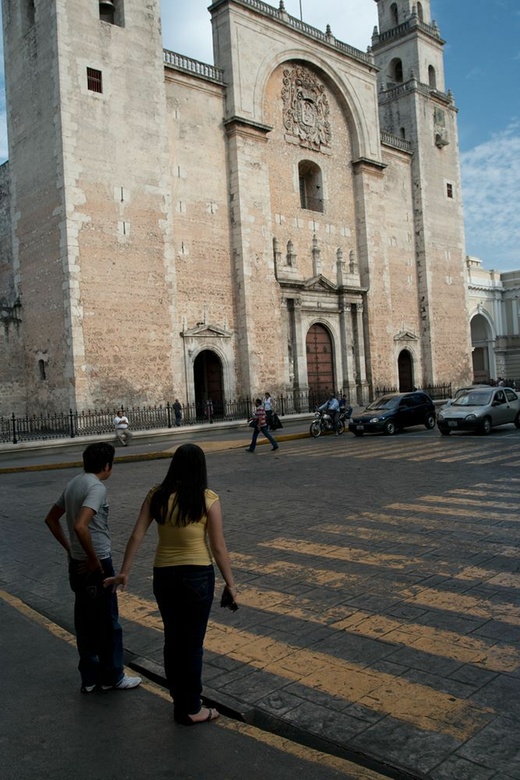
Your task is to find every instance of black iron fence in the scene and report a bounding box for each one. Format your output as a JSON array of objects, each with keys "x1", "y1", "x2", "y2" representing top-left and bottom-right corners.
[
  {"x1": 0, "y1": 385, "x2": 456, "y2": 445},
  {"x1": 1, "y1": 394, "x2": 321, "y2": 445}
]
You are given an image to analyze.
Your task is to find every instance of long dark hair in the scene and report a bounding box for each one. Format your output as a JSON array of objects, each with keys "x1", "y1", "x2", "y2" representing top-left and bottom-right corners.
[{"x1": 150, "y1": 443, "x2": 208, "y2": 526}]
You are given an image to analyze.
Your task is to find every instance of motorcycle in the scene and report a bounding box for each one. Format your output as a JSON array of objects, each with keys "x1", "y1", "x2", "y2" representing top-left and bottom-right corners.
[{"x1": 310, "y1": 409, "x2": 346, "y2": 437}]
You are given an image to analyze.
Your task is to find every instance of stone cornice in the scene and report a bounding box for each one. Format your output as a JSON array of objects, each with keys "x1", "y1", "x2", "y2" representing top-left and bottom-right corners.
[
  {"x1": 209, "y1": 0, "x2": 375, "y2": 68},
  {"x1": 224, "y1": 116, "x2": 273, "y2": 137},
  {"x1": 351, "y1": 157, "x2": 387, "y2": 173}
]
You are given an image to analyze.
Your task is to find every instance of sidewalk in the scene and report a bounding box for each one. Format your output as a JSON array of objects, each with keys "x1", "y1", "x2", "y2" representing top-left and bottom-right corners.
[
  {"x1": 0, "y1": 415, "x2": 313, "y2": 472},
  {"x1": 0, "y1": 590, "x2": 388, "y2": 780}
]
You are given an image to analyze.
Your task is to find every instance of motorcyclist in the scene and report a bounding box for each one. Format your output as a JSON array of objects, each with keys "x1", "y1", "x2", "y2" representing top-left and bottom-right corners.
[{"x1": 319, "y1": 393, "x2": 341, "y2": 435}]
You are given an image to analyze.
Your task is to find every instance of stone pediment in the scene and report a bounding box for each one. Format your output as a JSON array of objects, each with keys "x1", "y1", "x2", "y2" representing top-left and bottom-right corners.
[
  {"x1": 394, "y1": 329, "x2": 418, "y2": 341},
  {"x1": 182, "y1": 323, "x2": 232, "y2": 338},
  {"x1": 303, "y1": 275, "x2": 337, "y2": 293}
]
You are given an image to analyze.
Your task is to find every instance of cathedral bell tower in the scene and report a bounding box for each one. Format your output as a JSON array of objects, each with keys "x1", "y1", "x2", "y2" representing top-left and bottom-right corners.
[
  {"x1": 2, "y1": 0, "x2": 175, "y2": 411},
  {"x1": 371, "y1": 0, "x2": 472, "y2": 386}
]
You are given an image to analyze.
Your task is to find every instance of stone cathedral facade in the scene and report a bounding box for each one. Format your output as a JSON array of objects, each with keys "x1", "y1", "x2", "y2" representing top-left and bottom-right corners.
[{"x1": 0, "y1": 0, "x2": 472, "y2": 415}]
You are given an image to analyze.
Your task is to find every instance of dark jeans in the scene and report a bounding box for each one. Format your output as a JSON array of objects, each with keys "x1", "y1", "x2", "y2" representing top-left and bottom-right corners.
[
  {"x1": 153, "y1": 564, "x2": 215, "y2": 720},
  {"x1": 249, "y1": 424, "x2": 278, "y2": 451},
  {"x1": 68, "y1": 557, "x2": 124, "y2": 688}
]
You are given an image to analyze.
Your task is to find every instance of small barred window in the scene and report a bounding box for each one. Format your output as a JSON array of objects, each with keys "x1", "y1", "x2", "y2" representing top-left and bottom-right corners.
[{"x1": 87, "y1": 68, "x2": 103, "y2": 94}]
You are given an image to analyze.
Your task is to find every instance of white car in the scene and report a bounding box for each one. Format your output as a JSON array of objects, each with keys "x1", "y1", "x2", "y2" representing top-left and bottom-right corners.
[{"x1": 437, "y1": 387, "x2": 520, "y2": 435}]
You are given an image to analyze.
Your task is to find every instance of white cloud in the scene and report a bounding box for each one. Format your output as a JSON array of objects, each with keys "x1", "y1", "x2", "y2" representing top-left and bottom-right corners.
[{"x1": 461, "y1": 122, "x2": 520, "y2": 270}]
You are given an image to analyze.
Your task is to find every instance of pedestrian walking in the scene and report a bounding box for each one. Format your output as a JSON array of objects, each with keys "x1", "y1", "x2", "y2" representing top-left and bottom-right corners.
[
  {"x1": 104, "y1": 443, "x2": 237, "y2": 725},
  {"x1": 246, "y1": 398, "x2": 279, "y2": 452},
  {"x1": 114, "y1": 409, "x2": 132, "y2": 446},
  {"x1": 43, "y1": 442, "x2": 141, "y2": 693}
]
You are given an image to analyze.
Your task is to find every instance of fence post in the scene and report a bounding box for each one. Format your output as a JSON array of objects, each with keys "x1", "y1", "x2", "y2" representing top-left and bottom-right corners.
[
  {"x1": 280, "y1": 395, "x2": 285, "y2": 416},
  {"x1": 166, "y1": 402, "x2": 172, "y2": 429},
  {"x1": 11, "y1": 413, "x2": 18, "y2": 444},
  {"x1": 69, "y1": 409, "x2": 75, "y2": 438}
]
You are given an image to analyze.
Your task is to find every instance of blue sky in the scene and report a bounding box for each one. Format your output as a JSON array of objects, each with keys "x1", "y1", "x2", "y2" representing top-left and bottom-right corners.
[{"x1": 0, "y1": 1, "x2": 518, "y2": 271}]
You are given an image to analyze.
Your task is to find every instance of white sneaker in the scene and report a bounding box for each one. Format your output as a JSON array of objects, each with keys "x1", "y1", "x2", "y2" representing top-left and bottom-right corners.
[{"x1": 102, "y1": 674, "x2": 142, "y2": 691}]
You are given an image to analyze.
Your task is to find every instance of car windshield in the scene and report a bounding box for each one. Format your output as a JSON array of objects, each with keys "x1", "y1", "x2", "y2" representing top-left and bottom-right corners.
[
  {"x1": 452, "y1": 391, "x2": 492, "y2": 407},
  {"x1": 454, "y1": 385, "x2": 487, "y2": 399},
  {"x1": 366, "y1": 396, "x2": 400, "y2": 411}
]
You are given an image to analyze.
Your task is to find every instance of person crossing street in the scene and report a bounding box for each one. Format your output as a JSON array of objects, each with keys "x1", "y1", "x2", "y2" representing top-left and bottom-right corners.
[{"x1": 246, "y1": 398, "x2": 280, "y2": 453}]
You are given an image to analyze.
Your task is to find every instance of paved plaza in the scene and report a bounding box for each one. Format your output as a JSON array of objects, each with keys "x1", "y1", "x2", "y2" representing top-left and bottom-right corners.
[{"x1": 2, "y1": 424, "x2": 520, "y2": 779}]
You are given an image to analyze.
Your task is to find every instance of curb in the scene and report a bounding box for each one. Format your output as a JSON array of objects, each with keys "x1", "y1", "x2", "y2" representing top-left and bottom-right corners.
[{"x1": 0, "y1": 431, "x2": 311, "y2": 474}]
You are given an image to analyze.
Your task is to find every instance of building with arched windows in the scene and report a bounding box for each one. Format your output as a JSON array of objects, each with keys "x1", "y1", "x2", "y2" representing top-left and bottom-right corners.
[
  {"x1": 0, "y1": 0, "x2": 473, "y2": 415},
  {"x1": 466, "y1": 257, "x2": 520, "y2": 383}
]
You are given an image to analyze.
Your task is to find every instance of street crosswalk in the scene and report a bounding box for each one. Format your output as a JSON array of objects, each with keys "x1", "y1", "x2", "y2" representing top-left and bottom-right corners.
[
  {"x1": 297, "y1": 430, "x2": 520, "y2": 466},
  {"x1": 112, "y1": 470, "x2": 520, "y2": 770}
]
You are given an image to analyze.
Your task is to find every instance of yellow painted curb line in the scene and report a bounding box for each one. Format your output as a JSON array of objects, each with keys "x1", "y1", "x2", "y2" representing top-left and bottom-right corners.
[{"x1": 0, "y1": 432, "x2": 310, "y2": 474}]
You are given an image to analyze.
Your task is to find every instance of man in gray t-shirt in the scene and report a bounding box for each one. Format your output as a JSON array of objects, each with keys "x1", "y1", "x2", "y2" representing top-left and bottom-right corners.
[{"x1": 44, "y1": 442, "x2": 140, "y2": 693}]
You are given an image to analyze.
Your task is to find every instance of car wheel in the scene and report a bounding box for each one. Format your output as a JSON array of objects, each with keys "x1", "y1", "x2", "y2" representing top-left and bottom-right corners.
[
  {"x1": 515, "y1": 412, "x2": 520, "y2": 429},
  {"x1": 424, "y1": 413, "x2": 436, "y2": 430},
  {"x1": 352, "y1": 430, "x2": 364, "y2": 437},
  {"x1": 480, "y1": 416, "x2": 492, "y2": 435},
  {"x1": 438, "y1": 426, "x2": 450, "y2": 436},
  {"x1": 310, "y1": 421, "x2": 321, "y2": 438},
  {"x1": 383, "y1": 420, "x2": 397, "y2": 435}
]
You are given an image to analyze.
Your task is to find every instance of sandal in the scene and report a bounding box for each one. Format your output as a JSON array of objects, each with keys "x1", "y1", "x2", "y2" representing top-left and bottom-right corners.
[{"x1": 176, "y1": 707, "x2": 220, "y2": 726}]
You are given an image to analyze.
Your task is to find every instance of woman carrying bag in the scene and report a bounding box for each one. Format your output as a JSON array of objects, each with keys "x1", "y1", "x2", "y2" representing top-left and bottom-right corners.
[{"x1": 104, "y1": 443, "x2": 237, "y2": 725}]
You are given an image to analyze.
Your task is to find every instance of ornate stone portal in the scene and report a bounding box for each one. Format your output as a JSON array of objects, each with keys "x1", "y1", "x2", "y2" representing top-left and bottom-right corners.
[{"x1": 282, "y1": 65, "x2": 332, "y2": 151}]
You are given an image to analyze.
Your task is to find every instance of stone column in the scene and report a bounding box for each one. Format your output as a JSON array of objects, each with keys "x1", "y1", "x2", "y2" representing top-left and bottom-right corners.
[
  {"x1": 354, "y1": 302, "x2": 369, "y2": 402},
  {"x1": 287, "y1": 297, "x2": 307, "y2": 395},
  {"x1": 338, "y1": 301, "x2": 356, "y2": 396}
]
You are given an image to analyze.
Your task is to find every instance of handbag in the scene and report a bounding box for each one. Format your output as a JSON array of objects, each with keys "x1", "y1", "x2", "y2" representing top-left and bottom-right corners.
[
  {"x1": 272, "y1": 412, "x2": 283, "y2": 430},
  {"x1": 248, "y1": 419, "x2": 257, "y2": 428}
]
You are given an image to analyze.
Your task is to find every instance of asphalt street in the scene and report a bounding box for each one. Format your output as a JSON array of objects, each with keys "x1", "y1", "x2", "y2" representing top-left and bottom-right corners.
[{"x1": 2, "y1": 419, "x2": 520, "y2": 779}]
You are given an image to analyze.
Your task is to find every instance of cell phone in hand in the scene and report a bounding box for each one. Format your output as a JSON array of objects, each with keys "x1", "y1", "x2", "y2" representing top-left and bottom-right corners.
[{"x1": 220, "y1": 586, "x2": 239, "y2": 612}]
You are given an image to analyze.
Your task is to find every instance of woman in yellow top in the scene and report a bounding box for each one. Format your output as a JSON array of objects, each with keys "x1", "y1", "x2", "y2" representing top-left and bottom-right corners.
[{"x1": 105, "y1": 443, "x2": 237, "y2": 725}]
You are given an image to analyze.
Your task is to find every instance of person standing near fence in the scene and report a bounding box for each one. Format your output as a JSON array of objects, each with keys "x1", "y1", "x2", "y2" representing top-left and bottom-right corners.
[
  {"x1": 264, "y1": 392, "x2": 274, "y2": 430},
  {"x1": 114, "y1": 409, "x2": 132, "y2": 446},
  {"x1": 246, "y1": 398, "x2": 279, "y2": 452},
  {"x1": 173, "y1": 399, "x2": 183, "y2": 427}
]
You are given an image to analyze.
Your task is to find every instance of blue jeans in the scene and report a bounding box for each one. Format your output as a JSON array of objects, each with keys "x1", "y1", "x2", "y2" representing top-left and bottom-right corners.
[
  {"x1": 153, "y1": 564, "x2": 215, "y2": 721},
  {"x1": 249, "y1": 424, "x2": 278, "y2": 451},
  {"x1": 68, "y1": 557, "x2": 124, "y2": 688}
]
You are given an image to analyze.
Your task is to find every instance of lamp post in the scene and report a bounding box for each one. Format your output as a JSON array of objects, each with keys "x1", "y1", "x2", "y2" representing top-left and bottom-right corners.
[{"x1": 299, "y1": 0, "x2": 303, "y2": 20}]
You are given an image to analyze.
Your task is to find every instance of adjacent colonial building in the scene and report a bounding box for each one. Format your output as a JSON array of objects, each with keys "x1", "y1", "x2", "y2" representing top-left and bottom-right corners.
[
  {"x1": 467, "y1": 257, "x2": 520, "y2": 383},
  {"x1": 0, "y1": 0, "x2": 473, "y2": 415}
]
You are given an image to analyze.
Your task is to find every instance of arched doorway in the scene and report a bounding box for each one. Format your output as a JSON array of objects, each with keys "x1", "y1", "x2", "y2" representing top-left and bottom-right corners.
[
  {"x1": 398, "y1": 350, "x2": 414, "y2": 392},
  {"x1": 194, "y1": 350, "x2": 224, "y2": 421},
  {"x1": 470, "y1": 313, "x2": 494, "y2": 382},
  {"x1": 306, "y1": 324, "x2": 334, "y2": 405}
]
